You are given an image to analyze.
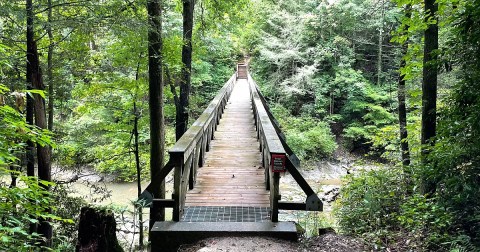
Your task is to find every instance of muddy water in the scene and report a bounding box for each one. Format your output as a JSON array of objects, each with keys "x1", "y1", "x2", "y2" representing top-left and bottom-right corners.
[
  {"x1": 66, "y1": 176, "x2": 175, "y2": 220},
  {"x1": 70, "y1": 181, "x2": 150, "y2": 206}
]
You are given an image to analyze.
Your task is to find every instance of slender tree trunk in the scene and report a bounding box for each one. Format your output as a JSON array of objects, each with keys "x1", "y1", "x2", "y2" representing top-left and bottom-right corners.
[
  {"x1": 26, "y1": 0, "x2": 35, "y2": 177},
  {"x1": 25, "y1": 0, "x2": 37, "y2": 236},
  {"x1": 32, "y1": 41, "x2": 53, "y2": 247},
  {"x1": 421, "y1": 0, "x2": 438, "y2": 193},
  {"x1": 147, "y1": 0, "x2": 165, "y2": 230},
  {"x1": 133, "y1": 60, "x2": 144, "y2": 249},
  {"x1": 47, "y1": 0, "x2": 54, "y2": 132},
  {"x1": 177, "y1": 0, "x2": 195, "y2": 140},
  {"x1": 9, "y1": 94, "x2": 23, "y2": 188},
  {"x1": 26, "y1": 0, "x2": 52, "y2": 245},
  {"x1": 398, "y1": 6, "x2": 411, "y2": 168},
  {"x1": 422, "y1": 0, "x2": 439, "y2": 146},
  {"x1": 9, "y1": 164, "x2": 18, "y2": 188},
  {"x1": 398, "y1": 57, "x2": 410, "y2": 168},
  {"x1": 133, "y1": 101, "x2": 144, "y2": 249},
  {"x1": 377, "y1": 0, "x2": 384, "y2": 86}
]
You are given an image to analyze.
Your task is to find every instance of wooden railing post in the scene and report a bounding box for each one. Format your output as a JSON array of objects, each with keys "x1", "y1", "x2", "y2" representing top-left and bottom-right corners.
[
  {"x1": 270, "y1": 172, "x2": 280, "y2": 222},
  {"x1": 172, "y1": 154, "x2": 183, "y2": 222}
]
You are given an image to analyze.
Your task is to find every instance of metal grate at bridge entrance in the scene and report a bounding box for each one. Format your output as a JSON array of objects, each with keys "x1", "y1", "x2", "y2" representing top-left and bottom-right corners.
[{"x1": 181, "y1": 206, "x2": 270, "y2": 222}]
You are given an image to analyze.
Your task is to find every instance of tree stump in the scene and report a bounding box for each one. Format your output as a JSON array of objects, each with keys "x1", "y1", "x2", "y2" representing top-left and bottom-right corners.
[{"x1": 76, "y1": 206, "x2": 124, "y2": 252}]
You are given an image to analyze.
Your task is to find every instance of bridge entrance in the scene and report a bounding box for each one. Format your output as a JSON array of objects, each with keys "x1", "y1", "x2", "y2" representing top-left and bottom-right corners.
[
  {"x1": 184, "y1": 78, "x2": 269, "y2": 209},
  {"x1": 141, "y1": 65, "x2": 323, "y2": 250}
]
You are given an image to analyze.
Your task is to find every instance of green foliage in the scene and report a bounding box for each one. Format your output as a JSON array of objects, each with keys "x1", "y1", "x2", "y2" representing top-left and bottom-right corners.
[
  {"x1": 421, "y1": 1, "x2": 480, "y2": 247},
  {"x1": 0, "y1": 83, "x2": 76, "y2": 250},
  {"x1": 335, "y1": 167, "x2": 455, "y2": 250},
  {"x1": 46, "y1": 0, "x2": 242, "y2": 181},
  {"x1": 335, "y1": 0, "x2": 480, "y2": 251},
  {"x1": 50, "y1": 185, "x2": 86, "y2": 250},
  {"x1": 248, "y1": 0, "x2": 399, "y2": 155},
  {"x1": 398, "y1": 194, "x2": 453, "y2": 248},
  {"x1": 0, "y1": 173, "x2": 75, "y2": 251},
  {"x1": 333, "y1": 69, "x2": 396, "y2": 151},
  {"x1": 271, "y1": 104, "x2": 336, "y2": 161},
  {"x1": 0, "y1": 87, "x2": 53, "y2": 166},
  {"x1": 335, "y1": 168, "x2": 407, "y2": 245}
]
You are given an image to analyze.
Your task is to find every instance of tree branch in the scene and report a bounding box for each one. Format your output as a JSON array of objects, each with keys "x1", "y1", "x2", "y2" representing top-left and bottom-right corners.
[{"x1": 164, "y1": 65, "x2": 179, "y2": 108}]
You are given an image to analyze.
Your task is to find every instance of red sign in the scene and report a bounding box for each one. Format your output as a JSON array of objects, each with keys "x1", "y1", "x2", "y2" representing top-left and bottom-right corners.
[{"x1": 271, "y1": 154, "x2": 286, "y2": 172}]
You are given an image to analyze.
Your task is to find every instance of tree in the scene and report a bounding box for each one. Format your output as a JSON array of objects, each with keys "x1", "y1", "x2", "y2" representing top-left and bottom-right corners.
[
  {"x1": 147, "y1": 0, "x2": 165, "y2": 229},
  {"x1": 377, "y1": 0, "x2": 385, "y2": 86},
  {"x1": 26, "y1": 0, "x2": 52, "y2": 245},
  {"x1": 421, "y1": 0, "x2": 438, "y2": 154},
  {"x1": 25, "y1": 0, "x2": 36, "y2": 180},
  {"x1": 421, "y1": 0, "x2": 438, "y2": 193},
  {"x1": 177, "y1": 0, "x2": 195, "y2": 140},
  {"x1": 398, "y1": 4, "x2": 411, "y2": 168},
  {"x1": 47, "y1": 0, "x2": 54, "y2": 132}
]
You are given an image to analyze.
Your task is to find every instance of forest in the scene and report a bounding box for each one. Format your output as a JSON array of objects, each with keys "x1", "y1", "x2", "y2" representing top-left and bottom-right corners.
[{"x1": 1, "y1": 0, "x2": 479, "y2": 251}]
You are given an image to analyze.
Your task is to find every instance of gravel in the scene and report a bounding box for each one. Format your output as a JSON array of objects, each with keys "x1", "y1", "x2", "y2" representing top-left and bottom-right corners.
[{"x1": 178, "y1": 233, "x2": 366, "y2": 252}]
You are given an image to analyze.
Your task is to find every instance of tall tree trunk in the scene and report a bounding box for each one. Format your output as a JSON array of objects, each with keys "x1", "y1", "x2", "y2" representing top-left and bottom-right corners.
[
  {"x1": 133, "y1": 60, "x2": 144, "y2": 249},
  {"x1": 421, "y1": 0, "x2": 438, "y2": 193},
  {"x1": 25, "y1": 0, "x2": 35, "y2": 177},
  {"x1": 133, "y1": 101, "x2": 144, "y2": 249},
  {"x1": 398, "y1": 51, "x2": 410, "y2": 168},
  {"x1": 27, "y1": 0, "x2": 52, "y2": 245},
  {"x1": 147, "y1": 0, "x2": 165, "y2": 230},
  {"x1": 47, "y1": 0, "x2": 54, "y2": 132},
  {"x1": 25, "y1": 0, "x2": 37, "y2": 236},
  {"x1": 377, "y1": 0, "x2": 384, "y2": 86},
  {"x1": 398, "y1": 5, "x2": 411, "y2": 169},
  {"x1": 176, "y1": 0, "x2": 195, "y2": 140}
]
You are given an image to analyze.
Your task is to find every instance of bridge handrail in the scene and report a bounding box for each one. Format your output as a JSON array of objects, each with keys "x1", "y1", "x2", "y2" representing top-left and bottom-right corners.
[
  {"x1": 247, "y1": 74, "x2": 285, "y2": 222},
  {"x1": 170, "y1": 73, "x2": 236, "y2": 221},
  {"x1": 248, "y1": 73, "x2": 323, "y2": 219}
]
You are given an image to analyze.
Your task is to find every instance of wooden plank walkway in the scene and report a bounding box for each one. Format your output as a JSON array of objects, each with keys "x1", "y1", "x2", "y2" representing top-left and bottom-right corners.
[{"x1": 185, "y1": 79, "x2": 269, "y2": 207}]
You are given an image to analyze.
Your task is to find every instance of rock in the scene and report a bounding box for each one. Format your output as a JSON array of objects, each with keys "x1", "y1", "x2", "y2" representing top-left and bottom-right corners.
[
  {"x1": 198, "y1": 248, "x2": 214, "y2": 252},
  {"x1": 318, "y1": 227, "x2": 336, "y2": 235},
  {"x1": 321, "y1": 187, "x2": 340, "y2": 203}
]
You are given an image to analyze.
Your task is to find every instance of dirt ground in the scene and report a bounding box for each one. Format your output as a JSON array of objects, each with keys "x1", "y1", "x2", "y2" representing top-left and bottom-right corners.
[{"x1": 177, "y1": 233, "x2": 366, "y2": 252}]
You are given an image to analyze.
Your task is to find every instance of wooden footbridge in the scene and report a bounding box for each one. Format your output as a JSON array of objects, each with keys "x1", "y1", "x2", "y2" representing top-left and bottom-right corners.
[{"x1": 140, "y1": 64, "x2": 323, "y2": 250}]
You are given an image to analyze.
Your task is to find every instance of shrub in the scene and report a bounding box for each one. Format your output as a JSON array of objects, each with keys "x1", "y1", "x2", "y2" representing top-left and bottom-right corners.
[
  {"x1": 271, "y1": 104, "x2": 337, "y2": 160},
  {"x1": 398, "y1": 194, "x2": 453, "y2": 249},
  {"x1": 334, "y1": 167, "x2": 410, "y2": 248},
  {"x1": 287, "y1": 124, "x2": 337, "y2": 160},
  {"x1": 0, "y1": 172, "x2": 74, "y2": 251},
  {"x1": 335, "y1": 165, "x2": 470, "y2": 251}
]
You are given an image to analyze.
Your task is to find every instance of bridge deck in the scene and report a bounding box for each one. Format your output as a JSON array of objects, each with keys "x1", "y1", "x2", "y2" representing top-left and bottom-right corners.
[{"x1": 185, "y1": 79, "x2": 269, "y2": 207}]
